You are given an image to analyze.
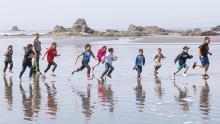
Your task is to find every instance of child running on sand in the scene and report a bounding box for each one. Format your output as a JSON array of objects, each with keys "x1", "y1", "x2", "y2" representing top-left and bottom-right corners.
[
  {"x1": 133, "y1": 49, "x2": 145, "y2": 80},
  {"x1": 3, "y1": 45, "x2": 13, "y2": 75},
  {"x1": 19, "y1": 44, "x2": 35, "y2": 80},
  {"x1": 172, "y1": 46, "x2": 193, "y2": 79},
  {"x1": 92, "y1": 46, "x2": 107, "y2": 70},
  {"x1": 72, "y1": 44, "x2": 96, "y2": 79},
  {"x1": 42, "y1": 42, "x2": 60, "y2": 77},
  {"x1": 154, "y1": 48, "x2": 165, "y2": 74},
  {"x1": 100, "y1": 48, "x2": 117, "y2": 80}
]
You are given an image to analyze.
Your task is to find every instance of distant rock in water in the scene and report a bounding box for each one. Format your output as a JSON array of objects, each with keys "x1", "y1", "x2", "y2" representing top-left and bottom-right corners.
[
  {"x1": 52, "y1": 25, "x2": 67, "y2": 32},
  {"x1": 211, "y1": 25, "x2": 220, "y2": 31},
  {"x1": 181, "y1": 29, "x2": 202, "y2": 36},
  {"x1": 201, "y1": 31, "x2": 219, "y2": 36},
  {"x1": 10, "y1": 26, "x2": 22, "y2": 31},
  {"x1": 70, "y1": 18, "x2": 95, "y2": 34}
]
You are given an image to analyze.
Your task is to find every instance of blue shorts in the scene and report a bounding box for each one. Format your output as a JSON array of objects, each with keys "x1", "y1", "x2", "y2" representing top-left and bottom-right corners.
[
  {"x1": 177, "y1": 63, "x2": 188, "y2": 70},
  {"x1": 200, "y1": 56, "x2": 209, "y2": 66}
]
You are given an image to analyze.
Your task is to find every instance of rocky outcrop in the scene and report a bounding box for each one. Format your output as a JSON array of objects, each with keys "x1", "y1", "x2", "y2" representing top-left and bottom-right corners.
[
  {"x1": 127, "y1": 25, "x2": 169, "y2": 35},
  {"x1": 201, "y1": 31, "x2": 219, "y2": 36},
  {"x1": 70, "y1": 18, "x2": 95, "y2": 34},
  {"x1": 181, "y1": 29, "x2": 202, "y2": 36},
  {"x1": 52, "y1": 25, "x2": 67, "y2": 32},
  {"x1": 211, "y1": 25, "x2": 220, "y2": 31},
  {"x1": 10, "y1": 26, "x2": 22, "y2": 31}
]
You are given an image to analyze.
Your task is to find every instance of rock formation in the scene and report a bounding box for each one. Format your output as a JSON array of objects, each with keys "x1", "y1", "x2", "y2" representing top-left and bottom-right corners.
[
  {"x1": 10, "y1": 26, "x2": 22, "y2": 31},
  {"x1": 211, "y1": 25, "x2": 220, "y2": 31}
]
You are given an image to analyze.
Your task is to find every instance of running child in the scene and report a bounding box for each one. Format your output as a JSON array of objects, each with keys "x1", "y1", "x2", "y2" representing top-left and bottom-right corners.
[
  {"x1": 192, "y1": 37, "x2": 212, "y2": 78},
  {"x1": 172, "y1": 46, "x2": 193, "y2": 79},
  {"x1": 72, "y1": 44, "x2": 96, "y2": 79},
  {"x1": 3, "y1": 45, "x2": 13, "y2": 75},
  {"x1": 133, "y1": 49, "x2": 145, "y2": 80},
  {"x1": 92, "y1": 46, "x2": 107, "y2": 70},
  {"x1": 100, "y1": 48, "x2": 117, "y2": 80},
  {"x1": 19, "y1": 44, "x2": 35, "y2": 80},
  {"x1": 154, "y1": 48, "x2": 165, "y2": 74},
  {"x1": 42, "y1": 42, "x2": 60, "y2": 77}
]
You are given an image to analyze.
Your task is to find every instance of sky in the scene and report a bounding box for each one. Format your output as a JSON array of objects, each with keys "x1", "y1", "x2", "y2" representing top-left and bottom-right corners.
[{"x1": 0, "y1": 0, "x2": 220, "y2": 31}]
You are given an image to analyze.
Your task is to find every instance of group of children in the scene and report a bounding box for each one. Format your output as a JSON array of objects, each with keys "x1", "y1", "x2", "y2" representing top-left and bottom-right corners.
[{"x1": 2, "y1": 37, "x2": 212, "y2": 81}]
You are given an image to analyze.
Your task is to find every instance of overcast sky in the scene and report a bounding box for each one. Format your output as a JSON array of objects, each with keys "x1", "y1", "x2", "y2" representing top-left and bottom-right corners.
[{"x1": 0, "y1": 0, "x2": 219, "y2": 30}]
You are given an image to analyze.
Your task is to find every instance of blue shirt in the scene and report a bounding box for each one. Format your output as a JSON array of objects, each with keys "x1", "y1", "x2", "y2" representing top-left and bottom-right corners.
[
  {"x1": 135, "y1": 55, "x2": 145, "y2": 66},
  {"x1": 82, "y1": 51, "x2": 94, "y2": 63}
]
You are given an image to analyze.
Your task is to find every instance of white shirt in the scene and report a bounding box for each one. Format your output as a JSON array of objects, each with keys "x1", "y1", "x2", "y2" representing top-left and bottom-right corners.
[{"x1": 102, "y1": 53, "x2": 117, "y2": 65}]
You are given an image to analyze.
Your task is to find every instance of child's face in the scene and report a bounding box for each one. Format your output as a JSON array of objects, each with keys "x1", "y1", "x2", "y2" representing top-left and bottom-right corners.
[
  {"x1": 139, "y1": 51, "x2": 143, "y2": 55},
  {"x1": 157, "y1": 49, "x2": 161, "y2": 53},
  {"x1": 29, "y1": 46, "x2": 33, "y2": 50},
  {"x1": 110, "y1": 50, "x2": 114, "y2": 54},
  {"x1": 183, "y1": 49, "x2": 188, "y2": 53},
  {"x1": 205, "y1": 39, "x2": 210, "y2": 44},
  {"x1": 86, "y1": 46, "x2": 91, "y2": 51},
  {"x1": 8, "y1": 47, "x2": 13, "y2": 51},
  {"x1": 52, "y1": 44, "x2": 57, "y2": 48},
  {"x1": 103, "y1": 47, "x2": 107, "y2": 51}
]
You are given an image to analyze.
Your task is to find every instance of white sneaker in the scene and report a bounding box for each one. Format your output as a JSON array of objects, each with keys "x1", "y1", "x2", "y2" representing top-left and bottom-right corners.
[
  {"x1": 182, "y1": 73, "x2": 188, "y2": 77},
  {"x1": 171, "y1": 73, "x2": 176, "y2": 79}
]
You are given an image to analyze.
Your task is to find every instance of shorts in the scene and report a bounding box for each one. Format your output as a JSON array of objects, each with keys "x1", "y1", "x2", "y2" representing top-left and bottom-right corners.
[
  {"x1": 177, "y1": 63, "x2": 188, "y2": 70},
  {"x1": 200, "y1": 56, "x2": 209, "y2": 66},
  {"x1": 154, "y1": 62, "x2": 161, "y2": 67}
]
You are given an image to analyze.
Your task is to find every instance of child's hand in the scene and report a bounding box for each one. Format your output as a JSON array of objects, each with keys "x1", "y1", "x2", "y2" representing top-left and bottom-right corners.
[
  {"x1": 209, "y1": 52, "x2": 212, "y2": 56},
  {"x1": 42, "y1": 57, "x2": 44, "y2": 60}
]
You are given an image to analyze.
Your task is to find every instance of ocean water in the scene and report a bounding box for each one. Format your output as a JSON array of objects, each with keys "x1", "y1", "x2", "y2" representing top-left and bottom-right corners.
[{"x1": 0, "y1": 37, "x2": 219, "y2": 124}]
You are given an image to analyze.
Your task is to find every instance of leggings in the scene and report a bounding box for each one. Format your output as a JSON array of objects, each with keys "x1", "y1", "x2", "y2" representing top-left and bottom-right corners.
[
  {"x1": 101, "y1": 63, "x2": 114, "y2": 79},
  {"x1": 19, "y1": 61, "x2": 33, "y2": 78},
  {"x1": 3, "y1": 61, "x2": 13, "y2": 73},
  {"x1": 136, "y1": 65, "x2": 142, "y2": 78},
  {"x1": 76, "y1": 62, "x2": 91, "y2": 75},
  {"x1": 44, "y1": 62, "x2": 57, "y2": 73}
]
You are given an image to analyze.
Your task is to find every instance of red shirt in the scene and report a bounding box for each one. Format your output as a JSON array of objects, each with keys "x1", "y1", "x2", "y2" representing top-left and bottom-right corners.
[{"x1": 47, "y1": 48, "x2": 57, "y2": 63}]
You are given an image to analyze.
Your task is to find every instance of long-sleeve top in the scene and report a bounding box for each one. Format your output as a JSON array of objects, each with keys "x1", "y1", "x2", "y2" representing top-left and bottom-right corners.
[
  {"x1": 135, "y1": 55, "x2": 145, "y2": 66},
  {"x1": 102, "y1": 53, "x2": 117, "y2": 65},
  {"x1": 174, "y1": 52, "x2": 193, "y2": 65},
  {"x1": 154, "y1": 53, "x2": 165, "y2": 62}
]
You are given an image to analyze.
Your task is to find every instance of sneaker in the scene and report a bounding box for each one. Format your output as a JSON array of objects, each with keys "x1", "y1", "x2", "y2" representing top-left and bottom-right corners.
[
  {"x1": 182, "y1": 73, "x2": 188, "y2": 77},
  {"x1": 51, "y1": 73, "x2": 56, "y2": 77},
  {"x1": 154, "y1": 71, "x2": 158, "y2": 74},
  {"x1": 137, "y1": 77, "x2": 141, "y2": 81},
  {"x1": 171, "y1": 73, "x2": 176, "y2": 79},
  {"x1": 71, "y1": 71, "x2": 76, "y2": 75},
  {"x1": 192, "y1": 62, "x2": 197, "y2": 69},
  {"x1": 107, "y1": 74, "x2": 112, "y2": 78}
]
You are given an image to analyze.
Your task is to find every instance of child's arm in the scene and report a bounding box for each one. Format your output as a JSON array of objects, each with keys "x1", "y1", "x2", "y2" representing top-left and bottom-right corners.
[
  {"x1": 42, "y1": 51, "x2": 48, "y2": 60},
  {"x1": 188, "y1": 53, "x2": 193, "y2": 59},
  {"x1": 161, "y1": 54, "x2": 166, "y2": 58},
  {"x1": 174, "y1": 54, "x2": 181, "y2": 64},
  {"x1": 135, "y1": 56, "x2": 138, "y2": 66},
  {"x1": 112, "y1": 55, "x2": 117, "y2": 61},
  {"x1": 143, "y1": 56, "x2": 146, "y2": 66},
  {"x1": 4, "y1": 50, "x2": 9, "y2": 56},
  {"x1": 91, "y1": 51, "x2": 97, "y2": 60},
  {"x1": 75, "y1": 53, "x2": 82, "y2": 64},
  {"x1": 154, "y1": 55, "x2": 157, "y2": 61}
]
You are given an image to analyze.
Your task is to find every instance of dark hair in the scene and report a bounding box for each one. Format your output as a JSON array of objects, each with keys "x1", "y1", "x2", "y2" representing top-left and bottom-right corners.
[
  {"x1": 204, "y1": 37, "x2": 210, "y2": 41},
  {"x1": 157, "y1": 48, "x2": 161, "y2": 51},
  {"x1": 51, "y1": 42, "x2": 57, "y2": 47},
  {"x1": 8, "y1": 45, "x2": 13, "y2": 49},
  {"x1": 27, "y1": 44, "x2": 33, "y2": 48},
  {"x1": 85, "y1": 44, "x2": 91, "y2": 50},
  {"x1": 139, "y1": 49, "x2": 143, "y2": 53},
  {"x1": 102, "y1": 46, "x2": 107, "y2": 49},
  {"x1": 108, "y1": 48, "x2": 114, "y2": 52}
]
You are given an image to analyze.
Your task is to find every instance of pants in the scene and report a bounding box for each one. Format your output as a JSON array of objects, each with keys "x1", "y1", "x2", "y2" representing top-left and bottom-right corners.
[
  {"x1": 101, "y1": 63, "x2": 114, "y2": 78},
  {"x1": 33, "y1": 51, "x2": 41, "y2": 72},
  {"x1": 44, "y1": 62, "x2": 57, "y2": 73},
  {"x1": 136, "y1": 65, "x2": 142, "y2": 78},
  {"x1": 76, "y1": 62, "x2": 91, "y2": 75},
  {"x1": 19, "y1": 61, "x2": 33, "y2": 78},
  {"x1": 3, "y1": 60, "x2": 13, "y2": 73}
]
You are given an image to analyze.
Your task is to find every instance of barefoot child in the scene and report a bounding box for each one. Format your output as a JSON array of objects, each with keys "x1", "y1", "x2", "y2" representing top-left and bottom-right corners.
[
  {"x1": 192, "y1": 37, "x2": 212, "y2": 78},
  {"x1": 92, "y1": 46, "x2": 107, "y2": 70},
  {"x1": 133, "y1": 49, "x2": 145, "y2": 80},
  {"x1": 3, "y1": 45, "x2": 13, "y2": 75},
  {"x1": 172, "y1": 46, "x2": 193, "y2": 79},
  {"x1": 42, "y1": 42, "x2": 60, "y2": 77},
  {"x1": 19, "y1": 44, "x2": 34, "y2": 80},
  {"x1": 100, "y1": 48, "x2": 117, "y2": 80},
  {"x1": 154, "y1": 48, "x2": 165, "y2": 74},
  {"x1": 72, "y1": 44, "x2": 96, "y2": 79}
]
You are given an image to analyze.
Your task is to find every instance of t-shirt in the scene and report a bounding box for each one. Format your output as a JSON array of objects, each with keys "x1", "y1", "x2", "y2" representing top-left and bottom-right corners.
[
  {"x1": 135, "y1": 55, "x2": 145, "y2": 66},
  {"x1": 97, "y1": 49, "x2": 106, "y2": 61},
  {"x1": 102, "y1": 53, "x2": 117, "y2": 65},
  {"x1": 5, "y1": 50, "x2": 13, "y2": 61},
  {"x1": 33, "y1": 39, "x2": 42, "y2": 52},
  {"x1": 199, "y1": 43, "x2": 209, "y2": 57},
  {"x1": 174, "y1": 52, "x2": 193, "y2": 65},
  {"x1": 23, "y1": 50, "x2": 34, "y2": 62},
  {"x1": 154, "y1": 53, "x2": 165, "y2": 62},
  {"x1": 47, "y1": 48, "x2": 57, "y2": 63},
  {"x1": 82, "y1": 51, "x2": 95, "y2": 63}
]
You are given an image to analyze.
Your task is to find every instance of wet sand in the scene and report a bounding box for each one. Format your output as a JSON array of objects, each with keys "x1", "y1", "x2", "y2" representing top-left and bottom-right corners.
[{"x1": 0, "y1": 37, "x2": 220, "y2": 124}]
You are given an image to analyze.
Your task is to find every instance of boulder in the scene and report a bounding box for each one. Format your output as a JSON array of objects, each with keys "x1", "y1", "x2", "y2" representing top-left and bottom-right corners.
[
  {"x1": 181, "y1": 29, "x2": 202, "y2": 36},
  {"x1": 10, "y1": 26, "x2": 21, "y2": 31},
  {"x1": 201, "y1": 31, "x2": 219, "y2": 36},
  {"x1": 52, "y1": 25, "x2": 67, "y2": 32},
  {"x1": 128, "y1": 24, "x2": 144, "y2": 32},
  {"x1": 71, "y1": 18, "x2": 95, "y2": 34},
  {"x1": 211, "y1": 25, "x2": 220, "y2": 31}
]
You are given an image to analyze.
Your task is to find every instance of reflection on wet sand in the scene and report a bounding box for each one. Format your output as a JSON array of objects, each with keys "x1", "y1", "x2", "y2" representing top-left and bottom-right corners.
[
  {"x1": 3, "y1": 76, "x2": 13, "y2": 110},
  {"x1": 98, "y1": 80, "x2": 116, "y2": 113},
  {"x1": 19, "y1": 74, "x2": 41, "y2": 121},
  {"x1": 154, "y1": 75, "x2": 163, "y2": 100},
  {"x1": 134, "y1": 80, "x2": 146, "y2": 112},
  {"x1": 75, "y1": 84, "x2": 94, "y2": 120},
  {"x1": 173, "y1": 81, "x2": 191, "y2": 112},
  {"x1": 199, "y1": 79, "x2": 210, "y2": 119}
]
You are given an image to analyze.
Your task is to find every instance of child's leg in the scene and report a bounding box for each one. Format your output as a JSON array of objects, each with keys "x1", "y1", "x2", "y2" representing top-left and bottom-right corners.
[
  {"x1": 84, "y1": 63, "x2": 91, "y2": 76},
  {"x1": 100, "y1": 64, "x2": 109, "y2": 79},
  {"x1": 184, "y1": 66, "x2": 189, "y2": 73},
  {"x1": 137, "y1": 65, "x2": 142, "y2": 78},
  {"x1": 204, "y1": 64, "x2": 209, "y2": 75},
  {"x1": 27, "y1": 62, "x2": 33, "y2": 78},
  {"x1": 52, "y1": 62, "x2": 57, "y2": 72},
  {"x1": 19, "y1": 63, "x2": 28, "y2": 78},
  {"x1": 174, "y1": 65, "x2": 182, "y2": 75},
  {"x1": 3, "y1": 61, "x2": 9, "y2": 73},
  {"x1": 9, "y1": 61, "x2": 13, "y2": 71},
  {"x1": 107, "y1": 64, "x2": 114, "y2": 76},
  {"x1": 44, "y1": 63, "x2": 52, "y2": 73},
  {"x1": 93, "y1": 61, "x2": 100, "y2": 69}
]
